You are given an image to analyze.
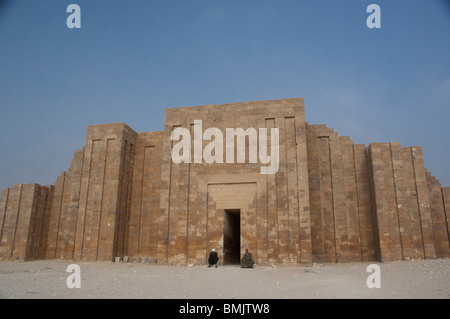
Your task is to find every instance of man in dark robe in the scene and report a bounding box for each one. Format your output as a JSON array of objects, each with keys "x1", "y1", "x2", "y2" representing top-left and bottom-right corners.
[
  {"x1": 208, "y1": 249, "x2": 219, "y2": 267},
  {"x1": 241, "y1": 249, "x2": 255, "y2": 268}
]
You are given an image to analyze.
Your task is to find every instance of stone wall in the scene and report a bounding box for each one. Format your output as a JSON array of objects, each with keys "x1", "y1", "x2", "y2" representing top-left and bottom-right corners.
[
  {"x1": 368, "y1": 143, "x2": 450, "y2": 261},
  {"x1": 426, "y1": 172, "x2": 450, "y2": 258},
  {"x1": 0, "y1": 98, "x2": 448, "y2": 264},
  {"x1": 34, "y1": 123, "x2": 137, "y2": 261},
  {"x1": 157, "y1": 98, "x2": 311, "y2": 265},
  {"x1": 306, "y1": 124, "x2": 377, "y2": 263},
  {"x1": 127, "y1": 131, "x2": 164, "y2": 260},
  {"x1": 0, "y1": 184, "x2": 52, "y2": 260}
]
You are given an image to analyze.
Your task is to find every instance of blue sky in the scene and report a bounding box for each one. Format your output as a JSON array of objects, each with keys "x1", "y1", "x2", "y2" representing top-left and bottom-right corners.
[{"x1": 0, "y1": 0, "x2": 449, "y2": 187}]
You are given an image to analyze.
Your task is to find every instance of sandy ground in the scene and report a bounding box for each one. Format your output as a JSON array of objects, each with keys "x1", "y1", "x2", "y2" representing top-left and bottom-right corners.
[{"x1": 0, "y1": 258, "x2": 449, "y2": 299}]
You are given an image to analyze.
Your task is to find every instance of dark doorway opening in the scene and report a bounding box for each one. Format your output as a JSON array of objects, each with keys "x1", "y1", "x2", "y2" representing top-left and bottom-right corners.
[{"x1": 223, "y1": 209, "x2": 240, "y2": 265}]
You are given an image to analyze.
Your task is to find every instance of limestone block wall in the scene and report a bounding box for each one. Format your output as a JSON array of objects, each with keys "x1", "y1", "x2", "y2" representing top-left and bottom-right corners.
[
  {"x1": 45, "y1": 151, "x2": 83, "y2": 260},
  {"x1": 443, "y1": 187, "x2": 450, "y2": 245},
  {"x1": 158, "y1": 98, "x2": 311, "y2": 265},
  {"x1": 426, "y1": 172, "x2": 450, "y2": 258},
  {"x1": 127, "y1": 131, "x2": 164, "y2": 260},
  {"x1": 0, "y1": 183, "x2": 52, "y2": 260},
  {"x1": 307, "y1": 127, "x2": 450, "y2": 264},
  {"x1": 44, "y1": 123, "x2": 137, "y2": 261},
  {"x1": 306, "y1": 124, "x2": 377, "y2": 263},
  {"x1": 368, "y1": 143, "x2": 450, "y2": 262},
  {"x1": 0, "y1": 98, "x2": 449, "y2": 265}
]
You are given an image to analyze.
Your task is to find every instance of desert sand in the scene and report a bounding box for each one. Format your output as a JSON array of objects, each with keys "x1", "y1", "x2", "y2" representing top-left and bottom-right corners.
[{"x1": 0, "y1": 258, "x2": 449, "y2": 299}]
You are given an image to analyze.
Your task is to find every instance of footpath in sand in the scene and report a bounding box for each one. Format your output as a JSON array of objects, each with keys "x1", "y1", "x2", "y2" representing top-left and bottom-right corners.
[{"x1": 0, "y1": 258, "x2": 449, "y2": 299}]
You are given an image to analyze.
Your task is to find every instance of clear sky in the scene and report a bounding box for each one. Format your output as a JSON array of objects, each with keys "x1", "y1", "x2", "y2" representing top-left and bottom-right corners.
[{"x1": 0, "y1": 0, "x2": 449, "y2": 188}]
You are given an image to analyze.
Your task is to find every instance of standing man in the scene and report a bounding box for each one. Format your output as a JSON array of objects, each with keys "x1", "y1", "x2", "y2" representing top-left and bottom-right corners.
[
  {"x1": 241, "y1": 249, "x2": 255, "y2": 268},
  {"x1": 208, "y1": 248, "x2": 219, "y2": 268}
]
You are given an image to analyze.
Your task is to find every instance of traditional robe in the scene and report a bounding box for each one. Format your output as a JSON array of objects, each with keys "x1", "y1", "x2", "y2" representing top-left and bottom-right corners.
[
  {"x1": 241, "y1": 252, "x2": 255, "y2": 268},
  {"x1": 208, "y1": 251, "x2": 219, "y2": 265}
]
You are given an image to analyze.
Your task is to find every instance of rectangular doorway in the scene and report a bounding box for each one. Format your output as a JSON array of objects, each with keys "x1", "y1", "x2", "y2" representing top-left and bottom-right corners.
[{"x1": 223, "y1": 209, "x2": 240, "y2": 265}]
